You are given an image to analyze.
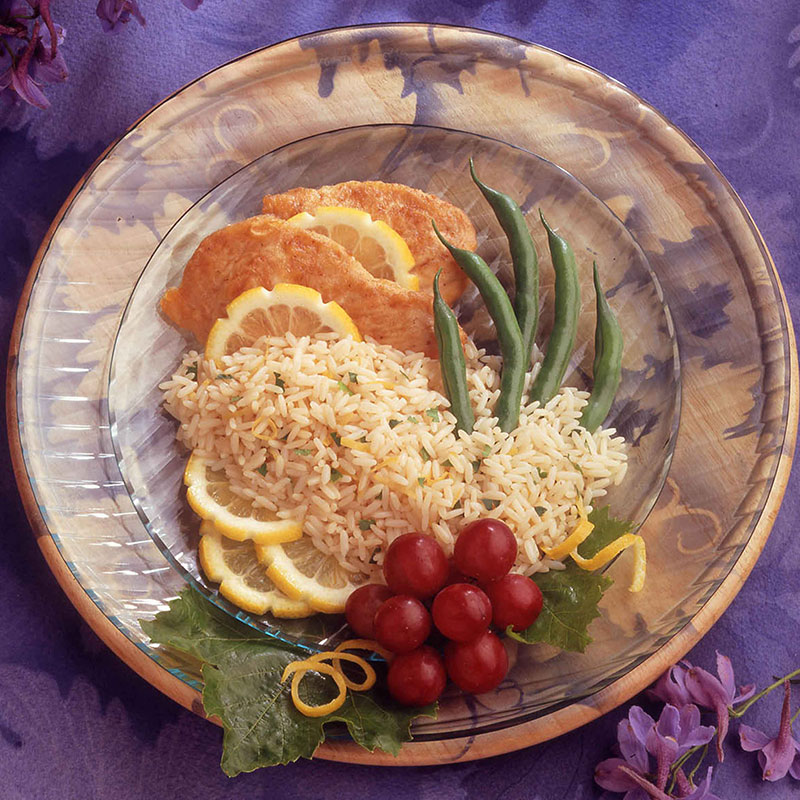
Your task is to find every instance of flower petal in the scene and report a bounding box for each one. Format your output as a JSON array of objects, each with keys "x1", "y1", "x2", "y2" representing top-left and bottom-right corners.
[
  {"x1": 618, "y1": 718, "x2": 650, "y2": 774},
  {"x1": 595, "y1": 758, "x2": 642, "y2": 792},
  {"x1": 715, "y1": 652, "x2": 736, "y2": 702},
  {"x1": 761, "y1": 738, "x2": 796, "y2": 781},
  {"x1": 734, "y1": 683, "x2": 756, "y2": 704},
  {"x1": 740, "y1": 724, "x2": 771, "y2": 752},
  {"x1": 628, "y1": 706, "x2": 656, "y2": 747}
]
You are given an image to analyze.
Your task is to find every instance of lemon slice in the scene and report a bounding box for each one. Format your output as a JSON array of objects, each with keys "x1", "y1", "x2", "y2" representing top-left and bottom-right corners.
[
  {"x1": 288, "y1": 206, "x2": 419, "y2": 291},
  {"x1": 256, "y1": 536, "x2": 370, "y2": 614},
  {"x1": 199, "y1": 522, "x2": 314, "y2": 617},
  {"x1": 184, "y1": 452, "x2": 302, "y2": 544},
  {"x1": 205, "y1": 284, "x2": 361, "y2": 361}
]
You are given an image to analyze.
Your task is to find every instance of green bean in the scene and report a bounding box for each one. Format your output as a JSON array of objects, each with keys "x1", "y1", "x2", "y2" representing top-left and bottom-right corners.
[
  {"x1": 469, "y1": 158, "x2": 539, "y2": 367},
  {"x1": 580, "y1": 262, "x2": 623, "y2": 432},
  {"x1": 432, "y1": 221, "x2": 525, "y2": 432},
  {"x1": 432, "y1": 269, "x2": 475, "y2": 433},
  {"x1": 529, "y1": 212, "x2": 581, "y2": 406}
]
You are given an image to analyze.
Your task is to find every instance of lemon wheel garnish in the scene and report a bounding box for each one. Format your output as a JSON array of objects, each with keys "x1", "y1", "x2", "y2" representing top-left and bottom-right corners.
[
  {"x1": 204, "y1": 284, "x2": 361, "y2": 361},
  {"x1": 184, "y1": 452, "x2": 303, "y2": 544},
  {"x1": 198, "y1": 522, "x2": 314, "y2": 617},
  {"x1": 288, "y1": 206, "x2": 419, "y2": 291},
  {"x1": 280, "y1": 640, "x2": 384, "y2": 716},
  {"x1": 256, "y1": 536, "x2": 370, "y2": 613}
]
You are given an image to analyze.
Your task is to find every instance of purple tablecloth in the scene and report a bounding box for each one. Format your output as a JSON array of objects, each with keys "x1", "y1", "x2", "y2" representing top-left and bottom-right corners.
[{"x1": 2, "y1": 2, "x2": 799, "y2": 798}]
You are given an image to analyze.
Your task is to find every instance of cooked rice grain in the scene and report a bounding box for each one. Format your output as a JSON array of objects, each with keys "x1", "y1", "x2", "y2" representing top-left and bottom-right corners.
[{"x1": 161, "y1": 334, "x2": 627, "y2": 579}]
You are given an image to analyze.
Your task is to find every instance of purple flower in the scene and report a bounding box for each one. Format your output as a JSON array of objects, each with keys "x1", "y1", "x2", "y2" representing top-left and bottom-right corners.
[
  {"x1": 595, "y1": 704, "x2": 715, "y2": 798},
  {"x1": 646, "y1": 704, "x2": 715, "y2": 788},
  {"x1": 0, "y1": 0, "x2": 66, "y2": 109},
  {"x1": 650, "y1": 663, "x2": 693, "y2": 708},
  {"x1": 739, "y1": 681, "x2": 800, "y2": 781},
  {"x1": 95, "y1": 0, "x2": 145, "y2": 33},
  {"x1": 681, "y1": 652, "x2": 755, "y2": 760},
  {"x1": 180, "y1": 0, "x2": 203, "y2": 8}
]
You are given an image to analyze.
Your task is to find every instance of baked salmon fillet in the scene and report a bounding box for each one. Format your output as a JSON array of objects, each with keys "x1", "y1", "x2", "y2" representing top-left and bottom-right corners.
[
  {"x1": 160, "y1": 216, "x2": 442, "y2": 357},
  {"x1": 261, "y1": 180, "x2": 475, "y2": 304}
]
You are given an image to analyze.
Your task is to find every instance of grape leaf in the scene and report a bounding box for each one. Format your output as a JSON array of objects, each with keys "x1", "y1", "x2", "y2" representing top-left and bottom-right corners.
[
  {"x1": 142, "y1": 589, "x2": 435, "y2": 775},
  {"x1": 580, "y1": 506, "x2": 635, "y2": 558},
  {"x1": 509, "y1": 562, "x2": 612, "y2": 652}
]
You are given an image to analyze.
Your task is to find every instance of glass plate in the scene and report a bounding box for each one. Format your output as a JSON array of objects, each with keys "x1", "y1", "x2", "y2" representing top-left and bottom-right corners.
[
  {"x1": 9, "y1": 24, "x2": 795, "y2": 764},
  {"x1": 108, "y1": 123, "x2": 679, "y2": 652}
]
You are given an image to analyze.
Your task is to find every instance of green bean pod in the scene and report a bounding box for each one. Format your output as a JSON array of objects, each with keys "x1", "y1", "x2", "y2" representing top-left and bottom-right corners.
[
  {"x1": 580, "y1": 263, "x2": 623, "y2": 432},
  {"x1": 433, "y1": 269, "x2": 475, "y2": 433},
  {"x1": 529, "y1": 212, "x2": 581, "y2": 406},
  {"x1": 432, "y1": 221, "x2": 525, "y2": 432},
  {"x1": 469, "y1": 158, "x2": 539, "y2": 367}
]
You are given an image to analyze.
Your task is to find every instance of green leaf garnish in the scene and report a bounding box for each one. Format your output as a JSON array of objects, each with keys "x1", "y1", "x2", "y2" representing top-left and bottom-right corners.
[
  {"x1": 186, "y1": 362, "x2": 198, "y2": 380},
  {"x1": 230, "y1": 396, "x2": 242, "y2": 404},
  {"x1": 217, "y1": 373, "x2": 235, "y2": 380},
  {"x1": 274, "y1": 373, "x2": 285, "y2": 391},
  {"x1": 509, "y1": 562, "x2": 612, "y2": 652},
  {"x1": 294, "y1": 448, "x2": 313, "y2": 456},
  {"x1": 537, "y1": 468, "x2": 548, "y2": 479},
  {"x1": 482, "y1": 444, "x2": 492, "y2": 456},
  {"x1": 141, "y1": 590, "x2": 434, "y2": 775},
  {"x1": 349, "y1": 371, "x2": 358, "y2": 384},
  {"x1": 330, "y1": 432, "x2": 342, "y2": 446},
  {"x1": 426, "y1": 408, "x2": 440, "y2": 422},
  {"x1": 337, "y1": 380, "x2": 354, "y2": 395},
  {"x1": 472, "y1": 460, "x2": 481, "y2": 472},
  {"x1": 256, "y1": 464, "x2": 267, "y2": 477},
  {"x1": 534, "y1": 506, "x2": 547, "y2": 516},
  {"x1": 482, "y1": 498, "x2": 500, "y2": 510},
  {"x1": 420, "y1": 447, "x2": 432, "y2": 462},
  {"x1": 388, "y1": 419, "x2": 402, "y2": 429},
  {"x1": 442, "y1": 459, "x2": 453, "y2": 468},
  {"x1": 407, "y1": 416, "x2": 419, "y2": 424},
  {"x1": 359, "y1": 518, "x2": 376, "y2": 531},
  {"x1": 417, "y1": 477, "x2": 426, "y2": 487},
  {"x1": 330, "y1": 469, "x2": 343, "y2": 483}
]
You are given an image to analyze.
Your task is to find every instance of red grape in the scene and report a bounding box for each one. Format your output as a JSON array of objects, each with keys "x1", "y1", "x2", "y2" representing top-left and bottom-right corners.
[
  {"x1": 373, "y1": 595, "x2": 432, "y2": 654},
  {"x1": 345, "y1": 584, "x2": 393, "y2": 638},
  {"x1": 453, "y1": 519, "x2": 517, "y2": 582},
  {"x1": 432, "y1": 583, "x2": 492, "y2": 642},
  {"x1": 442, "y1": 558, "x2": 472, "y2": 587},
  {"x1": 484, "y1": 573, "x2": 543, "y2": 632},
  {"x1": 387, "y1": 646, "x2": 447, "y2": 706},
  {"x1": 444, "y1": 630, "x2": 508, "y2": 694},
  {"x1": 383, "y1": 533, "x2": 449, "y2": 598}
]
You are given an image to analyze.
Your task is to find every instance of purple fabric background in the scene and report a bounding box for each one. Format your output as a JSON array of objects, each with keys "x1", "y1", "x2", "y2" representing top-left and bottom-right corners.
[{"x1": 2, "y1": 2, "x2": 799, "y2": 798}]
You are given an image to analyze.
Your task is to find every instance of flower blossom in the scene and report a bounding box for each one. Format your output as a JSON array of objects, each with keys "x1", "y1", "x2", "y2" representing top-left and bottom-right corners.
[
  {"x1": 651, "y1": 653, "x2": 755, "y2": 760},
  {"x1": 739, "y1": 682, "x2": 800, "y2": 782},
  {"x1": 595, "y1": 704, "x2": 715, "y2": 799}
]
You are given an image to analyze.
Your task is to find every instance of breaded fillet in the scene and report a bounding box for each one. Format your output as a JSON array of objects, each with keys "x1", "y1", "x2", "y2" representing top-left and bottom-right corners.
[
  {"x1": 160, "y1": 216, "x2": 442, "y2": 357},
  {"x1": 261, "y1": 181, "x2": 475, "y2": 304}
]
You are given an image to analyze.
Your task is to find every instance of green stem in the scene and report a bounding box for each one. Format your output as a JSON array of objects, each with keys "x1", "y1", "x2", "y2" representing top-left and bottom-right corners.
[
  {"x1": 667, "y1": 744, "x2": 705, "y2": 794},
  {"x1": 791, "y1": 706, "x2": 800, "y2": 726},
  {"x1": 730, "y1": 667, "x2": 800, "y2": 718},
  {"x1": 686, "y1": 743, "x2": 709, "y2": 785}
]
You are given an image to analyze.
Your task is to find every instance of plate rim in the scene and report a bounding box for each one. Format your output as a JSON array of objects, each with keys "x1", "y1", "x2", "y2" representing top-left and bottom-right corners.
[{"x1": 7, "y1": 22, "x2": 798, "y2": 766}]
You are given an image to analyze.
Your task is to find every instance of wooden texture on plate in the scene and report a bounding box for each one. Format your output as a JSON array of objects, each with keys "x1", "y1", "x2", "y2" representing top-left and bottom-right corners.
[{"x1": 7, "y1": 24, "x2": 797, "y2": 765}]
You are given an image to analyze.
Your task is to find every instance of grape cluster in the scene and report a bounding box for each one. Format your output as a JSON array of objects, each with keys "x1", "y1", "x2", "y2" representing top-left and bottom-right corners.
[{"x1": 345, "y1": 520, "x2": 544, "y2": 706}]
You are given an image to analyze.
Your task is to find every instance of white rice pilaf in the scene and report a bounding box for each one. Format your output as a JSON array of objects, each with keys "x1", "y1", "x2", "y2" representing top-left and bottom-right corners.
[{"x1": 161, "y1": 333, "x2": 627, "y2": 579}]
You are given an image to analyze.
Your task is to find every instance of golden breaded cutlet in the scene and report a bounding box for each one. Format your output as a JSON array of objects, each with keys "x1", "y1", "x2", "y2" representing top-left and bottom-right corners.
[
  {"x1": 160, "y1": 216, "x2": 442, "y2": 358},
  {"x1": 261, "y1": 180, "x2": 475, "y2": 304}
]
